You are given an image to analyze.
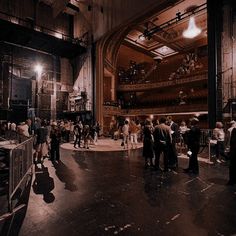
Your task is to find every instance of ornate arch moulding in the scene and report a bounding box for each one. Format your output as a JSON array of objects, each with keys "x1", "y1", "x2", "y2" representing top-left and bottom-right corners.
[{"x1": 95, "y1": 0, "x2": 185, "y2": 124}]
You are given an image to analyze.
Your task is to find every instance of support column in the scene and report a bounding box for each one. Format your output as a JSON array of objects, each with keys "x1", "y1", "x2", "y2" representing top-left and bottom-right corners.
[
  {"x1": 111, "y1": 74, "x2": 115, "y2": 101},
  {"x1": 51, "y1": 56, "x2": 57, "y2": 121},
  {"x1": 207, "y1": 0, "x2": 222, "y2": 127}
]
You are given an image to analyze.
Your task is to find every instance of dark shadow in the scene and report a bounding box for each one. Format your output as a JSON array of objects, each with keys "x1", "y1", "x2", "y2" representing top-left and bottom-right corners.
[
  {"x1": 194, "y1": 187, "x2": 236, "y2": 235},
  {"x1": 143, "y1": 169, "x2": 163, "y2": 207},
  {"x1": 72, "y1": 151, "x2": 88, "y2": 170},
  {"x1": 0, "y1": 173, "x2": 33, "y2": 236},
  {"x1": 53, "y1": 160, "x2": 78, "y2": 192},
  {"x1": 32, "y1": 164, "x2": 55, "y2": 203}
]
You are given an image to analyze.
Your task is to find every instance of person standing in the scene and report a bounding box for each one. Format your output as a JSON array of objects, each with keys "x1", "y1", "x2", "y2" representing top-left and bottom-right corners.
[
  {"x1": 142, "y1": 119, "x2": 154, "y2": 168},
  {"x1": 153, "y1": 117, "x2": 172, "y2": 171},
  {"x1": 129, "y1": 120, "x2": 138, "y2": 149},
  {"x1": 122, "y1": 120, "x2": 130, "y2": 149},
  {"x1": 213, "y1": 121, "x2": 228, "y2": 163},
  {"x1": 226, "y1": 120, "x2": 236, "y2": 149},
  {"x1": 95, "y1": 121, "x2": 101, "y2": 138},
  {"x1": 73, "y1": 122, "x2": 79, "y2": 148},
  {"x1": 34, "y1": 120, "x2": 48, "y2": 164},
  {"x1": 64, "y1": 121, "x2": 71, "y2": 143},
  {"x1": 179, "y1": 121, "x2": 189, "y2": 146},
  {"x1": 227, "y1": 127, "x2": 236, "y2": 185},
  {"x1": 83, "y1": 124, "x2": 90, "y2": 149},
  {"x1": 167, "y1": 116, "x2": 179, "y2": 168},
  {"x1": 184, "y1": 118, "x2": 201, "y2": 174},
  {"x1": 50, "y1": 122, "x2": 61, "y2": 161}
]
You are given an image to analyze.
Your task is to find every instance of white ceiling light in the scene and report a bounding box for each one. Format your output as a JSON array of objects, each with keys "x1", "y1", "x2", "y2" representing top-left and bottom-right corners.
[
  {"x1": 139, "y1": 35, "x2": 146, "y2": 41},
  {"x1": 183, "y1": 16, "x2": 201, "y2": 39}
]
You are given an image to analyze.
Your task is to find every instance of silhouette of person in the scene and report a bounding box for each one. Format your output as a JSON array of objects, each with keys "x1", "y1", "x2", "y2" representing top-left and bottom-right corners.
[
  {"x1": 32, "y1": 164, "x2": 55, "y2": 203},
  {"x1": 53, "y1": 160, "x2": 77, "y2": 192}
]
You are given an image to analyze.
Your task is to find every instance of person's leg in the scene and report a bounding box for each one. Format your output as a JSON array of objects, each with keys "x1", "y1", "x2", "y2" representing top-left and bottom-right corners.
[
  {"x1": 74, "y1": 135, "x2": 78, "y2": 147},
  {"x1": 191, "y1": 151, "x2": 199, "y2": 174},
  {"x1": 144, "y1": 156, "x2": 149, "y2": 168},
  {"x1": 218, "y1": 141, "x2": 227, "y2": 160},
  {"x1": 154, "y1": 148, "x2": 161, "y2": 170},
  {"x1": 134, "y1": 133, "x2": 138, "y2": 148},
  {"x1": 78, "y1": 134, "x2": 82, "y2": 147},
  {"x1": 124, "y1": 135, "x2": 128, "y2": 149},
  {"x1": 130, "y1": 134, "x2": 134, "y2": 148},
  {"x1": 50, "y1": 146, "x2": 55, "y2": 161},
  {"x1": 215, "y1": 143, "x2": 221, "y2": 163},
  {"x1": 171, "y1": 142, "x2": 178, "y2": 167},
  {"x1": 56, "y1": 144, "x2": 60, "y2": 160},
  {"x1": 126, "y1": 135, "x2": 129, "y2": 149}
]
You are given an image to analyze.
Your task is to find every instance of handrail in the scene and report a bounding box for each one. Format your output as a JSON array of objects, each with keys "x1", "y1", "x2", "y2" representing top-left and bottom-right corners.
[
  {"x1": 118, "y1": 71, "x2": 207, "y2": 91},
  {"x1": 1, "y1": 137, "x2": 34, "y2": 212},
  {"x1": 0, "y1": 10, "x2": 78, "y2": 44}
]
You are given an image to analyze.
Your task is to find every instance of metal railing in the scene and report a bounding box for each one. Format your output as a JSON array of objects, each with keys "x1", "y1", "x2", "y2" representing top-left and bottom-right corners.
[
  {"x1": 8, "y1": 137, "x2": 33, "y2": 211},
  {"x1": 0, "y1": 136, "x2": 33, "y2": 229},
  {"x1": 177, "y1": 129, "x2": 213, "y2": 158}
]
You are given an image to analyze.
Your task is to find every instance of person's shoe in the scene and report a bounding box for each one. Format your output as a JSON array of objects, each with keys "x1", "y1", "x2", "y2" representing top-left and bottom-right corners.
[
  {"x1": 154, "y1": 166, "x2": 163, "y2": 171},
  {"x1": 216, "y1": 159, "x2": 222, "y2": 163},
  {"x1": 183, "y1": 168, "x2": 191, "y2": 173},
  {"x1": 221, "y1": 159, "x2": 226, "y2": 163}
]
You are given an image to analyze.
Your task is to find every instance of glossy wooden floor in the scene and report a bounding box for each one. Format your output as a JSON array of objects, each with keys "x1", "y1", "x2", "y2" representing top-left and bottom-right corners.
[{"x1": 13, "y1": 142, "x2": 236, "y2": 236}]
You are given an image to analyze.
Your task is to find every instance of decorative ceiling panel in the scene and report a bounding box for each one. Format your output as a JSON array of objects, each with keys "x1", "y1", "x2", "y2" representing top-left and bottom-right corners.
[{"x1": 124, "y1": 0, "x2": 207, "y2": 57}]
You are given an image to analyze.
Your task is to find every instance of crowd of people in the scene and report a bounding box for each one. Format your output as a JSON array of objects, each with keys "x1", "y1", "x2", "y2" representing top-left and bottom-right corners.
[
  {"x1": 140, "y1": 116, "x2": 199, "y2": 173},
  {"x1": 116, "y1": 116, "x2": 236, "y2": 185},
  {"x1": 0, "y1": 118, "x2": 101, "y2": 164},
  {"x1": 1, "y1": 115, "x2": 236, "y2": 185}
]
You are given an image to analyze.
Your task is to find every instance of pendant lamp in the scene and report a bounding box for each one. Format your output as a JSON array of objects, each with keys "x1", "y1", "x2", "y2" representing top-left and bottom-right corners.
[{"x1": 183, "y1": 16, "x2": 201, "y2": 38}]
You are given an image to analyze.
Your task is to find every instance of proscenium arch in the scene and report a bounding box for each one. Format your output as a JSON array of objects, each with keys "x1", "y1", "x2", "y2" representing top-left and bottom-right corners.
[
  {"x1": 94, "y1": 0, "x2": 189, "y2": 130},
  {"x1": 95, "y1": 27, "x2": 130, "y2": 130}
]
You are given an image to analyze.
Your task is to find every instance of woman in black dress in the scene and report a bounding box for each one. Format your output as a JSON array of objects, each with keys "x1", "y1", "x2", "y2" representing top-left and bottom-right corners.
[{"x1": 142, "y1": 119, "x2": 154, "y2": 168}]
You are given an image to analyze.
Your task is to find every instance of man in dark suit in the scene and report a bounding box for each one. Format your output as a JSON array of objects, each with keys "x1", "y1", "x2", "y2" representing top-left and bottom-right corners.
[
  {"x1": 153, "y1": 117, "x2": 172, "y2": 171},
  {"x1": 167, "y1": 116, "x2": 179, "y2": 169},
  {"x1": 184, "y1": 117, "x2": 201, "y2": 174}
]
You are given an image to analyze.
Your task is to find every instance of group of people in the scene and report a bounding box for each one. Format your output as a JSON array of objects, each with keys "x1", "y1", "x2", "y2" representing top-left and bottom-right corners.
[
  {"x1": 73, "y1": 121, "x2": 100, "y2": 149},
  {"x1": 142, "y1": 116, "x2": 200, "y2": 173},
  {"x1": 34, "y1": 119, "x2": 100, "y2": 162},
  {"x1": 141, "y1": 116, "x2": 236, "y2": 185},
  {"x1": 212, "y1": 120, "x2": 236, "y2": 185},
  {"x1": 0, "y1": 118, "x2": 101, "y2": 164},
  {"x1": 1, "y1": 115, "x2": 236, "y2": 185}
]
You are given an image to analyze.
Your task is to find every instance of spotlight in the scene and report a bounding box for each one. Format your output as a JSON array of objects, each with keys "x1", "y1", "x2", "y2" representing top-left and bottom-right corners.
[{"x1": 176, "y1": 12, "x2": 181, "y2": 21}]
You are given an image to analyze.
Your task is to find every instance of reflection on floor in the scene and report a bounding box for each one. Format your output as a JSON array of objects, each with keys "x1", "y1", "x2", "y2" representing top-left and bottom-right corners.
[{"x1": 16, "y1": 144, "x2": 236, "y2": 236}]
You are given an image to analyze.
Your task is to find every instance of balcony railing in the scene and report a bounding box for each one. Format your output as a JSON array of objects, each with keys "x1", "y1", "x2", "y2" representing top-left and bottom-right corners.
[
  {"x1": 103, "y1": 102, "x2": 208, "y2": 116},
  {"x1": 0, "y1": 10, "x2": 88, "y2": 46},
  {"x1": 117, "y1": 71, "x2": 208, "y2": 92},
  {"x1": 103, "y1": 102, "x2": 121, "y2": 115}
]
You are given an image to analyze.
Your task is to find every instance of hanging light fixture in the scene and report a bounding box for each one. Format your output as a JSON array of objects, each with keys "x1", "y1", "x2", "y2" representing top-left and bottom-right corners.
[{"x1": 183, "y1": 16, "x2": 201, "y2": 38}]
